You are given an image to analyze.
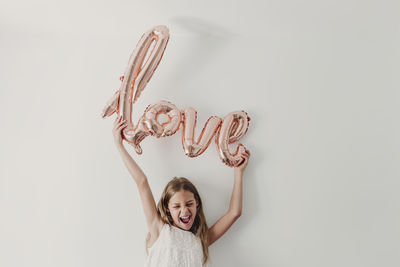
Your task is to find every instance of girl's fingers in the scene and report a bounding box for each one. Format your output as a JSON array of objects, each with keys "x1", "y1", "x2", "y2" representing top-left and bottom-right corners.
[
  {"x1": 114, "y1": 119, "x2": 126, "y2": 129},
  {"x1": 115, "y1": 115, "x2": 122, "y2": 123},
  {"x1": 118, "y1": 123, "x2": 127, "y2": 129},
  {"x1": 113, "y1": 124, "x2": 126, "y2": 134},
  {"x1": 117, "y1": 123, "x2": 128, "y2": 131},
  {"x1": 242, "y1": 152, "x2": 250, "y2": 163},
  {"x1": 113, "y1": 116, "x2": 121, "y2": 127}
]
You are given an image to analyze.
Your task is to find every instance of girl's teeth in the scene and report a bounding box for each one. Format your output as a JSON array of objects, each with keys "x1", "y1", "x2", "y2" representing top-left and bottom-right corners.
[{"x1": 180, "y1": 215, "x2": 191, "y2": 224}]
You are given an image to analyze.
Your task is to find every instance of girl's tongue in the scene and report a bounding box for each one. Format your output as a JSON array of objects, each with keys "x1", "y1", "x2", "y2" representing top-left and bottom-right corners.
[{"x1": 180, "y1": 215, "x2": 191, "y2": 225}]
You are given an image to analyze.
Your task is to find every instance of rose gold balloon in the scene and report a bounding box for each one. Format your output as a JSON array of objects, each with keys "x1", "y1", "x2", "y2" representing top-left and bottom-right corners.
[
  {"x1": 102, "y1": 25, "x2": 170, "y2": 154},
  {"x1": 181, "y1": 107, "x2": 222, "y2": 157},
  {"x1": 143, "y1": 100, "x2": 181, "y2": 138},
  {"x1": 102, "y1": 25, "x2": 251, "y2": 167},
  {"x1": 216, "y1": 111, "x2": 250, "y2": 167}
]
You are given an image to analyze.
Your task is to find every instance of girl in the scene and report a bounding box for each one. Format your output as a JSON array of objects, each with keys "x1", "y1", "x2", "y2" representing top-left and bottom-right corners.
[{"x1": 112, "y1": 115, "x2": 250, "y2": 266}]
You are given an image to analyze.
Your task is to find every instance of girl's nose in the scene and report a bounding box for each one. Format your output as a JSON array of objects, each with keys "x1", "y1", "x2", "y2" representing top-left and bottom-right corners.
[{"x1": 181, "y1": 206, "x2": 189, "y2": 214}]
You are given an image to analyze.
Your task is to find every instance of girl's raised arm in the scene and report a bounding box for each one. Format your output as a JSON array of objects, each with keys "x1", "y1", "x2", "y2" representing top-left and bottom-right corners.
[
  {"x1": 112, "y1": 116, "x2": 163, "y2": 238},
  {"x1": 208, "y1": 149, "x2": 250, "y2": 246}
]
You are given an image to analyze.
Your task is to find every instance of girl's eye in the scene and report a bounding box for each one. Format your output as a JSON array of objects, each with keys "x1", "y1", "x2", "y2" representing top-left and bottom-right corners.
[
  {"x1": 187, "y1": 203, "x2": 193, "y2": 207},
  {"x1": 173, "y1": 206, "x2": 179, "y2": 209}
]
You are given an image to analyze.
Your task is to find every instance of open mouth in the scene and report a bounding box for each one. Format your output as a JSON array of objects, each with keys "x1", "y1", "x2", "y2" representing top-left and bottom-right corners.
[{"x1": 179, "y1": 215, "x2": 191, "y2": 225}]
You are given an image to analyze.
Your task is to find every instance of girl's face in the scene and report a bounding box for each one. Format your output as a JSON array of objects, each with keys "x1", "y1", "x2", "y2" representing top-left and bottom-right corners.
[{"x1": 167, "y1": 190, "x2": 198, "y2": 231}]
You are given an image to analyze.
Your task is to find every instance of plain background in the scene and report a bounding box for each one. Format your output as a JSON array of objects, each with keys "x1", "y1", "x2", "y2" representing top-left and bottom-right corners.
[{"x1": 1, "y1": 0, "x2": 399, "y2": 266}]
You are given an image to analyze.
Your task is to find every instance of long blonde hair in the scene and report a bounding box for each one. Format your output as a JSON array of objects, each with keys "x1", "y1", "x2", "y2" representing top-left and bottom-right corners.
[{"x1": 146, "y1": 177, "x2": 209, "y2": 264}]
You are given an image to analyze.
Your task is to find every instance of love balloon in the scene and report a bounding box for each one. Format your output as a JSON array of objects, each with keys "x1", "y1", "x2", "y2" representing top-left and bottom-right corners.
[{"x1": 101, "y1": 25, "x2": 250, "y2": 167}]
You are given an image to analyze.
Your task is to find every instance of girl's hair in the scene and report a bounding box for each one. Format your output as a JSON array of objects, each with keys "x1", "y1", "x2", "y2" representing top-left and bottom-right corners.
[{"x1": 145, "y1": 177, "x2": 209, "y2": 264}]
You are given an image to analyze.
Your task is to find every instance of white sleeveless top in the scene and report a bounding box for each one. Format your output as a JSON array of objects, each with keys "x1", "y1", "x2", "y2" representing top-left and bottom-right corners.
[{"x1": 145, "y1": 223, "x2": 204, "y2": 267}]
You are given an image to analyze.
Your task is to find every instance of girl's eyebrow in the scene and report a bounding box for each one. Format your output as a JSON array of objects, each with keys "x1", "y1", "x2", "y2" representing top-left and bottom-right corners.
[{"x1": 172, "y1": 200, "x2": 194, "y2": 205}]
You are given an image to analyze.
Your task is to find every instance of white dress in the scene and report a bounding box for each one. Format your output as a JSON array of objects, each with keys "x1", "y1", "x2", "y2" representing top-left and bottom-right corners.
[{"x1": 145, "y1": 223, "x2": 204, "y2": 267}]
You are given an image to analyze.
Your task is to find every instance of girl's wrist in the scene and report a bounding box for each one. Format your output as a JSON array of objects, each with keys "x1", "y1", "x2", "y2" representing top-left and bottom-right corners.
[
  {"x1": 234, "y1": 168, "x2": 244, "y2": 176},
  {"x1": 115, "y1": 142, "x2": 125, "y2": 151}
]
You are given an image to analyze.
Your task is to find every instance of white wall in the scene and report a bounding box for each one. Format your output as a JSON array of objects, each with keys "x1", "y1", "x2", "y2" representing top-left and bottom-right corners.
[{"x1": 1, "y1": 1, "x2": 399, "y2": 266}]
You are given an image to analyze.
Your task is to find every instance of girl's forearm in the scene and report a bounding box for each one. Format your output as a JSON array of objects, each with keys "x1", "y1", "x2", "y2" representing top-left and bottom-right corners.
[
  {"x1": 117, "y1": 143, "x2": 147, "y2": 186},
  {"x1": 229, "y1": 169, "x2": 243, "y2": 217}
]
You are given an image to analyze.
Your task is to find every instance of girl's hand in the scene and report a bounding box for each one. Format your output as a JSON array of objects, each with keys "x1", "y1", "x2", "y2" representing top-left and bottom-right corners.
[
  {"x1": 113, "y1": 115, "x2": 128, "y2": 147},
  {"x1": 235, "y1": 149, "x2": 250, "y2": 173}
]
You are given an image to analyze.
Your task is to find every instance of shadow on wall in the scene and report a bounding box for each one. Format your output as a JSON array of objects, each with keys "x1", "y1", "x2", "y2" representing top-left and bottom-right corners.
[{"x1": 166, "y1": 16, "x2": 237, "y2": 95}]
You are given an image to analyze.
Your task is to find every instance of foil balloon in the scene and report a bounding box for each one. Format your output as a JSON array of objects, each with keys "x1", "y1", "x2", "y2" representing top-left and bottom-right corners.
[
  {"x1": 216, "y1": 111, "x2": 250, "y2": 167},
  {"x1": 181, "y1": 107, "x2": 222, "y2": 157},
  {"x1": 102, "y1": 25, "x2": 251, "y2": 167},
  {"x1": 101, "y1": 25, "x2": 170, "y2": 154}
]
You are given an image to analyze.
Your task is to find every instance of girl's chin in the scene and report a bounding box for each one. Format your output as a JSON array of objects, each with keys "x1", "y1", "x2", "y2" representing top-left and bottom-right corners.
[
  {"x1": 176, "y1": 223, "x2": 191, "y2": 230},
  {"x1": 180, "y1": 223, "x2": 192, "y2": 230}
]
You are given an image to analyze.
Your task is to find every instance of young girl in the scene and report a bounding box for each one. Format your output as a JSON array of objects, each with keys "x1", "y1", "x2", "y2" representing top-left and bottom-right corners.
[{"x1": 112, "y1": 116, "x2": 250, "y2": 266}]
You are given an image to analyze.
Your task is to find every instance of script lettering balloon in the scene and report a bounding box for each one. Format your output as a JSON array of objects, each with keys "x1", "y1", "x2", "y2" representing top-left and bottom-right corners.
[{"x1": 102, "y1": 25, "x2": 250, "y2": 167}]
